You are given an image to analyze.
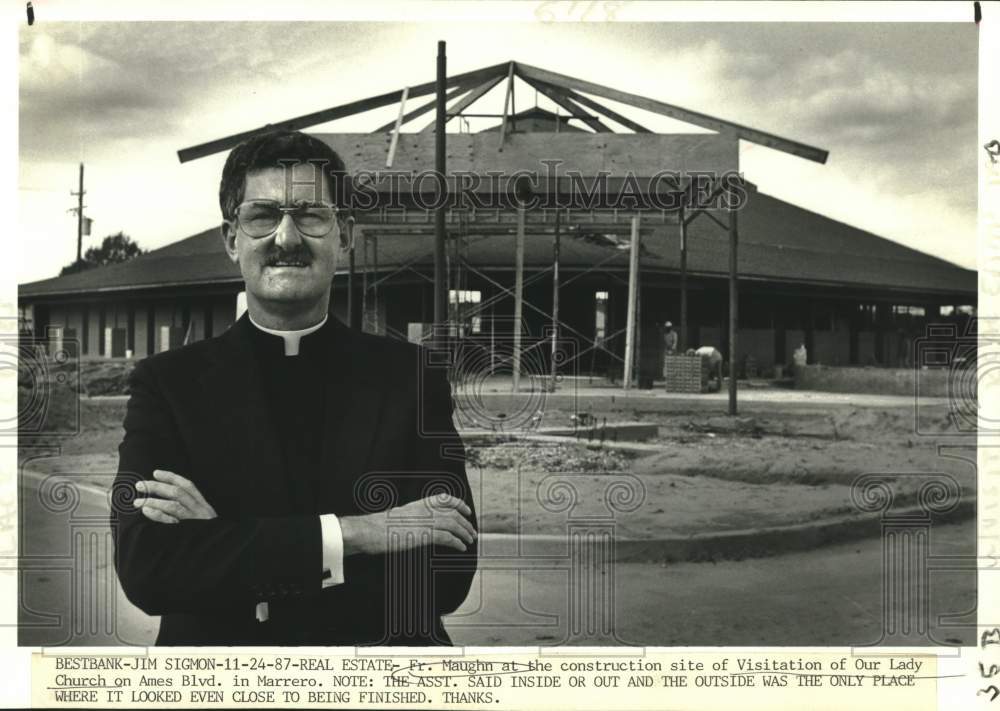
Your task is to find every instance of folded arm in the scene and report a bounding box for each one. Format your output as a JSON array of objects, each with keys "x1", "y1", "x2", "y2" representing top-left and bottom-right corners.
[
  {"x1": 111, "y1": 359, "x2": 325, "y2": 617},
  {"x1": 337, "y1": 361, "x2": 480, "y2": 620}
]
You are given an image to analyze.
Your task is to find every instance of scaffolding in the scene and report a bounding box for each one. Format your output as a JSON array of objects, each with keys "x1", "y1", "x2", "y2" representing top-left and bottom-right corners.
[{"x1": 178, "y1": 53, "x2": 828, "y2": 415}]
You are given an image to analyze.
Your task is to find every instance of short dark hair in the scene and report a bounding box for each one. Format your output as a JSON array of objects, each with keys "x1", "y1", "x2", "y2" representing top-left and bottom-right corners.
[{"x1": 218, "y1": 130, "x2": 349, "y2": 220}]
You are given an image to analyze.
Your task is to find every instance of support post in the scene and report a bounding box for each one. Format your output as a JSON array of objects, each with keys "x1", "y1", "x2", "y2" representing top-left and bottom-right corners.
[
  {"x1": 635, "y1": 253, "x2": 642, "y2": 385},
  {"x1": 372, "y1": 234, "x2": 379, "y2": 334},
  {"x1": 512, "y1": 204, "x2": 526, "y2": 393},
  {"x1": 361, "y1": 232, "x2": 369, "y2": 332},
  {"x1": 433, "y1": 41, "x2": 448, "y2": 346},
  {"x1": 490, "y1": 288, "x2": 496, "y2": 374},
  {"x1": 623, "y1": 215, "x2": 641, "y2": 390},
  {"x1": 679, "y1": 205, "x2": 688, "y2": 352},
  {"x1": 549, "y1": 210, "x2": 561, "y2": 392},
  {"x1": 728, "y1": 207, "x2": 739, "y2": 415},
  {"x1": 346, "y1": 217, "x2": 356, "y2": 329}
]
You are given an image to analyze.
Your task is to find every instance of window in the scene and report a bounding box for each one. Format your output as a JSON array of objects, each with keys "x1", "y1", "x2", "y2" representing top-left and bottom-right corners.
[
  {"x1": 448, "y1": 290, "x2": 482, "y2": 339},
  {"x1": 942, "y1": 305, "x2": 976, "y2": 316},
  {"x1": 18, "y1": 305, "x2": 33, "y2": 335},
  {"x1": 449, "y1": 290, "x2": 481, "y2": 305},
  {"x1": 857, "y1": 304, "x2": 876, "y2": 328},
  {"x1": 595, "y1": 291, "x2": 609, "y2": 343},
  {"x1": 159, "y1": 325, "x2": 171, "y2": 353},
  {"x1": 407, "y1": 322, "x2": 429, "y2": 344}
]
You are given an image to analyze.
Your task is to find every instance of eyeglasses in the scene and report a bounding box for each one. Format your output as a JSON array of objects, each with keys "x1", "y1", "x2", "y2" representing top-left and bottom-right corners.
[{"x1": 233, "y1": 200, "x2": 339, "y2": 239}]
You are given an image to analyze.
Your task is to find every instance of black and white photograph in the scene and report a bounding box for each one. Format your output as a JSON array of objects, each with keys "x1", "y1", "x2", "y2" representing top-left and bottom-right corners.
[{"x1": 16, "y1": 9, "x2": 981, "y2": 653}]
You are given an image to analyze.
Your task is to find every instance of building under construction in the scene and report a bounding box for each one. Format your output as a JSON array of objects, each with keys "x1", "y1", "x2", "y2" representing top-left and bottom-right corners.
[{"x1": 18, "y1": 60, "x2": 976, "y2": 390}]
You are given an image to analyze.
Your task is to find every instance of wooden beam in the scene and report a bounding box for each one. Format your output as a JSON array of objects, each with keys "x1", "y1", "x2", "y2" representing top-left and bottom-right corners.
[
  {"x1": 553, "y1": 84, "x2": 653, "y2": 133},
  {"x1": 420, "y1": 73, "x2": 506, "y2": 133},
  {"x1": 512, "y1": 204, "x2": 525, "y2": 393},
  {"x1": 549, "y1": 210, "x2": 561, "y2": 393},
  {"x1": 520, "y1": 75, "x2": 612, "y2": 133},
  {"x1": 498, "y1": 62, "x2": 515, "y2": 150},
  {"x1": 371, "y1": 81, "x2": 470, "y2": 133},
  {"x1": 178, "y1": 60, "x2": 511, "y2": 163},
  {"x1": 679, "y1": 205, "x2": 688, "y2": 352},
  {"x1": 385, "y1": 86, "x2": 409, "y2": 168},
  {"x1": 623, "y1": 214, "x2": 641, "y2": 389},
  {"x1": 728, "y1": 206, "x2": 739, "y2": 415},
  {"x1": 515, "y1": 61, "x2": 828, "y2": 163},
  {"x1": 314, "y1": 132, "x2": 736, "y2": 177}
]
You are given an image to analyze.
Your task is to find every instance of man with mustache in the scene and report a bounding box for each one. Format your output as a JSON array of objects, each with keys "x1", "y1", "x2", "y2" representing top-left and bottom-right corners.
[{"x1": 111, "y1": 130, "x2": 478, "y2": 646}]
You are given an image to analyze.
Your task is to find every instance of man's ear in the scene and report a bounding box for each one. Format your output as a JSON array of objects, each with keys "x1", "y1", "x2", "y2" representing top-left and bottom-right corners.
[
  {"x1": 337, "y1": 216, "x2": 355, "y2": 252},
  {"x1": 220, "y1": 221, "x2": 239, "y2": 264}
]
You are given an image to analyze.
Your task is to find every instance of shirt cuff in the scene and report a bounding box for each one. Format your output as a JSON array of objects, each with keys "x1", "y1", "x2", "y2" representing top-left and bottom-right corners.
[{"x1": 320, "y1": 513, "x2": 345, "y2": 588}]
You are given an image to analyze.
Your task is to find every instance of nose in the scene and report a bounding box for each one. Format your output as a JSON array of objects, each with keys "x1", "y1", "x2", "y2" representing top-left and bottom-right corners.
[{"x1": 273, "y1": 212, "x2": 303, "y2": 249}]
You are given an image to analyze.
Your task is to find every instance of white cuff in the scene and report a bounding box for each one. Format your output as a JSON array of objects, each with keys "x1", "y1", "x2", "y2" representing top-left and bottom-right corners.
[{"x1": 320, "y1": 513, "x2": 345, "y2": 588}]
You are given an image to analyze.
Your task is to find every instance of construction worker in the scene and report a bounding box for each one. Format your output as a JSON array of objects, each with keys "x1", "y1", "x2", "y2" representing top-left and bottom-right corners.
[
  {"x1": 687, "y1": 345, "x2": 723, "y2": 392},
  {"x1": 663, "y1": 321, "x2": 678, "y2": 355}
]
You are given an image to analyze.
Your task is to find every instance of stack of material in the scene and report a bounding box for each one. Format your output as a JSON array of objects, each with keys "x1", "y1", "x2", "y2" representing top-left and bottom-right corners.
[{"x1": 663, "y1": 354, "x2": 704, "y2": 393}]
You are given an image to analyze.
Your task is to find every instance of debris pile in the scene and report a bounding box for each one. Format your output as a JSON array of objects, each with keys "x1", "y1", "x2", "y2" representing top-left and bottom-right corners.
[{"x1": 467, "y1": 442, "x2": 631, "y2": 472}]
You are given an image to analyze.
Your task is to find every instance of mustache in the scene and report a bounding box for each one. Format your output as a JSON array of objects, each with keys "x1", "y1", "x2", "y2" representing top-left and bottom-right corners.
[{"x1": 263, "y1": 247, "x2": 313, "y2": 266}]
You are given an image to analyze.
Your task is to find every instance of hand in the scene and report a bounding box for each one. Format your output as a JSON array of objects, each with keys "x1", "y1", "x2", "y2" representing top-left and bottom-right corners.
[
  {"x1": 133, "y1": 469, "x2": 218, "y2": 523},
  {"x1": 340, "y1": 494, "x2": 477, "y2": 556}
]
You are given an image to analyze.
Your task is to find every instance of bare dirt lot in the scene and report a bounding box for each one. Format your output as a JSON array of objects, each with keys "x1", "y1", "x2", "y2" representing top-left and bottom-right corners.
[{"x1": 21, "y1": 387, "x2": 975, "y2": 542}]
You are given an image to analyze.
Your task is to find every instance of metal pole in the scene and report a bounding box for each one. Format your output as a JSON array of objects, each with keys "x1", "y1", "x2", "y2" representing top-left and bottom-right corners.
[
  {"x1": 512, "y1": 204, "x2": 525, "y2": 393},
  {"x1": 728, "y1": 206, "x2": 739, "y2": 415},
  {"x1": 76, "y1": 163, "x2": 84, "y2": 263},
  {"x1": 549, "y1": 210, "x2": 561, "y2": 392},
  {"x1": 361, "y1": 232, "x2": 369, "y2": 332},
  {"x1": 679, "y1": 205, "x2": 688, "y2": 352},
  {"x1": 372, "y1": 234, "x2": 379, "y2": 334},
  {"x1": 635, "y1": 252, "x2": 642, "y2": 386},
  {"x1": 623, "y1": 215, "x2": 641, "y2": 389},
  {"x1": 347, "y1": 217, "x2": 356, "y2": 329},
  {"x1": 433, "y1": 41, "x2": 448, "y2": 343}
]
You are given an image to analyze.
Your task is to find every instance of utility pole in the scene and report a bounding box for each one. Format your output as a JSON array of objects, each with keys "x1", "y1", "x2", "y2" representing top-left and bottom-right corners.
[{"x1": 71, "y1": 163, "x2": 85, "y2": 263}]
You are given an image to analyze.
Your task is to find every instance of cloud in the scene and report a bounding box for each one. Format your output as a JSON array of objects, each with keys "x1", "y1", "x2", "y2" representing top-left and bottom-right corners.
[
  {"x1": 20, "y1": 28, "x2": 182, "y2": 161},
  {"x1": 16, "y1": 21, "x2": 979, "y2": 281}
]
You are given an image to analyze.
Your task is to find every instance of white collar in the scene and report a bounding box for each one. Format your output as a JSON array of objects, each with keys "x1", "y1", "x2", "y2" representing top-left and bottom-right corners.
[{"x1": 248, "y1": 313, "x2": 328, "y2": 356}]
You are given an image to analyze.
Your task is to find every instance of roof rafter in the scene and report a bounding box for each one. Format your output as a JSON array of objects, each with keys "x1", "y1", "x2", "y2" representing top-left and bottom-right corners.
[
  {"x1": 544, "y1": 82, "x2": 653, "y2": 133},
  {"x1": 419, "y1": 72, "x2": 507, "y2": 133},
  {"x1": 518, "y1": 73, "x2": 611, "y2": 133},
  {"x1": 515, "y1": 61, "x2": 828, "y2": 163},
  {"x1": 177, "y1": 60, "x2": 511, "y2": 162},
  {"x1": 497, "y1": 62, "x2": 516, "y2": 149},
  {"x1": 371, "y1": 80, "x2": 474, "y2": 133},
  {"x1": 177, "y1": 57, "x2": 827, "y2": 165}
]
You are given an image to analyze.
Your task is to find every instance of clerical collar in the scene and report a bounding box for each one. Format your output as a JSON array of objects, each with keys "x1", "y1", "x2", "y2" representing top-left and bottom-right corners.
[{"x1": 248, "y1": 313, "x2": 328, "y2": 356}]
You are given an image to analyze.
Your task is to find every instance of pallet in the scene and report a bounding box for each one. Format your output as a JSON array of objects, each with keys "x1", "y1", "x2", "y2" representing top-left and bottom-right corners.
[{"x1": 663, "y1": 354, "x2": 705, "y2": 393}]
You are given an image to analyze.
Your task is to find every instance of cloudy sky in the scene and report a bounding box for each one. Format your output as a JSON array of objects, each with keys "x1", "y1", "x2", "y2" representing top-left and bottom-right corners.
[{"x1": 18, "y1": 21, "x2": 977, "y2": 283}]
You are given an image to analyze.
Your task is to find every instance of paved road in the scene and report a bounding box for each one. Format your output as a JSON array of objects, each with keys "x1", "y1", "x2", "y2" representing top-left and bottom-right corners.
[{"x1": 18, "y1": 471, "x2": 976, "y2": 648}]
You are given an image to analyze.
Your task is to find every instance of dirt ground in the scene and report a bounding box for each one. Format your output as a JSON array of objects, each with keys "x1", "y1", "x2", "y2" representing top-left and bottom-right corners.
[{"x1": 21, "y1": 389, "x2": 975, "y2": 542}]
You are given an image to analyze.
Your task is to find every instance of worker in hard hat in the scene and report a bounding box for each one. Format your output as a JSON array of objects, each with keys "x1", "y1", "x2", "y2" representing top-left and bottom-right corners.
[{"x1": 662, "y1": 321, "x2": 678, "y2": 355}]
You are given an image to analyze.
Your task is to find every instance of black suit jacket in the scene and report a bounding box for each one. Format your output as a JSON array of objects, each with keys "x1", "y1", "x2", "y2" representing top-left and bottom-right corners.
[{"x1": 111, "y1": 313, "x2": 478, "y2": 646}]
